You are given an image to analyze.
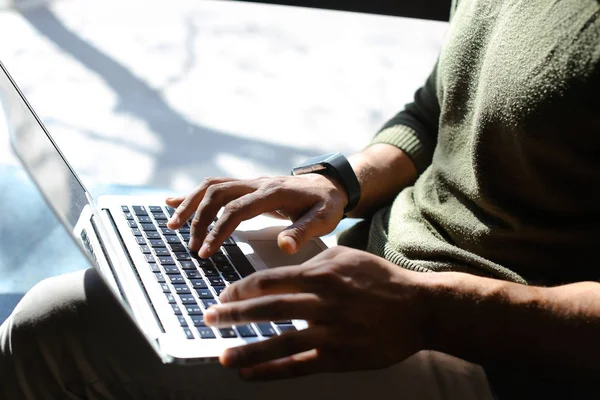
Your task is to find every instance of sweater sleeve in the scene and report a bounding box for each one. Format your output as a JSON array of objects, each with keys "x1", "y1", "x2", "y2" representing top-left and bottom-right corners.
[{"x1": 369, "y1": 63, "x2": 441, "y2": 174}]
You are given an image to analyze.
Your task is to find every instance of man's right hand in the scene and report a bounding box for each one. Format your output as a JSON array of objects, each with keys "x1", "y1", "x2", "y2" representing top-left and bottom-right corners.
[{"x1": 165, "y1": 174, "x2": 348, "y2": 258}]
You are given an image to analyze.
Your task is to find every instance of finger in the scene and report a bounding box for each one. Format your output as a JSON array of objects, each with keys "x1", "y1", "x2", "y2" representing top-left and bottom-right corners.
[
  {"x1": 277, "y1": 203, "x2": 339, "y2": 255},
  {"x1": 167, "y1": 177, "x2": 236, "y2": 229},
  {"x1": 165, "y1": 195, "x2": 185, "y2": 208},
  {"x1": 200, "y1": 190, "x2": 289, "y2": 257},
  {"x1": 239, "y1": 349, "x2": 333, "y2": 381},
  {"x1": 204, "y1": 293, "x2": 324, "y2": 327},
  {"x1": 220, "y1": 326, "x2": 329, "y2": 368},
  {"x1": 219, "y1": 265, "x2": 309, "y2": 303},
  {"x1": 188, "y1": 182, "x2": 257, "y2": 252}
]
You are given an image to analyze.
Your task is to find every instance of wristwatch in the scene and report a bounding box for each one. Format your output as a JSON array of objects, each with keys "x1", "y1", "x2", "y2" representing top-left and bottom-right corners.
[{"x1": 291, "y1": 152, "x2": 361, "y2": 214}]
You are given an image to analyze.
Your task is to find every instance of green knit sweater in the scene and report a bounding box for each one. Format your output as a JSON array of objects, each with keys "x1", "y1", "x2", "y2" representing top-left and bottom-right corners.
[{"x1": 359, "y1": 0, "x2": 600, "y2": 286}]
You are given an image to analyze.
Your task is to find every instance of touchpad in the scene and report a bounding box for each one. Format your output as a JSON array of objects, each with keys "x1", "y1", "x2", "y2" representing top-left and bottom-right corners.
[{"x1": 248, "y1": 240, "x2": 323, "y2": 268}]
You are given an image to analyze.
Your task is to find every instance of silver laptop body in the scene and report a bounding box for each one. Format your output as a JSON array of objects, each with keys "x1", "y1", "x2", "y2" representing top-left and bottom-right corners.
[{"x1": 0, "y1": 60, "x2": 326, "y2": 364}]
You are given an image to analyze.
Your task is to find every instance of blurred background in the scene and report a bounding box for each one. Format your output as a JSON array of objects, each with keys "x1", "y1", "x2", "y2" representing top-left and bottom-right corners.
[{"x1": 0, "y1": 0, "x2": 448, "y2": 318}]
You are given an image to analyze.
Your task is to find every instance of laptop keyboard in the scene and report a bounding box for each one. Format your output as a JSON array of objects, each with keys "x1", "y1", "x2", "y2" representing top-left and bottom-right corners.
[{"x1": 121, "y1": 205, "x2": 298, "y2": 340}]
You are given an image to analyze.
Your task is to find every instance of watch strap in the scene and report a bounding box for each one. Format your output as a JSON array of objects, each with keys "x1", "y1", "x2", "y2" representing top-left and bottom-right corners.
[{"x1": 292, "y1": 152, "x2": 361, "y2": 214}]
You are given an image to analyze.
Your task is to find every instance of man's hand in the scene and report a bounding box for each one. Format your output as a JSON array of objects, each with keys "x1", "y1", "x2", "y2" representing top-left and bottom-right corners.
[
  {"x1": 203, "y1": 246, "x2": 429, "y2": 380},
  {"x1": 165, "y1": 174, "x2": 348, "y2": 258}
]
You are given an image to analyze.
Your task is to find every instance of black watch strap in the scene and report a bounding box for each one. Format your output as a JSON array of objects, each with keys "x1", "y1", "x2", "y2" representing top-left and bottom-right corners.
[{"x1": 292, "y1": 152, "x2": 361, "y2": 214}]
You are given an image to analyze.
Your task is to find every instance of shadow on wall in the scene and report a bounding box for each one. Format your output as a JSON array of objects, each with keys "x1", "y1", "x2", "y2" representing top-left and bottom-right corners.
[{"x1": 21, "y1": 6, "x2": 322, "y2": 188}]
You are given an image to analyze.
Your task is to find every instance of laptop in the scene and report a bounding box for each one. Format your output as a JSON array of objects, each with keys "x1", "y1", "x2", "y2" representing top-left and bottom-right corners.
[{"x1": 0, "y1": 60, "x2": 327, "y2": 364}]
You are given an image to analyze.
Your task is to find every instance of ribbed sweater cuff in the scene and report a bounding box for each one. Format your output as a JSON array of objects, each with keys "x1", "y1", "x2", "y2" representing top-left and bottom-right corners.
[{"x1": 368, "y1": 124, "x2": 429, "y2": 174}]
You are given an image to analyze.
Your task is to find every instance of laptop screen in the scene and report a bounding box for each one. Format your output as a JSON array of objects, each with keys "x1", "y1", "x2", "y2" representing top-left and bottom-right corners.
[{"x1": 0, "y1": 61, "x2": 91, "y2": 231}]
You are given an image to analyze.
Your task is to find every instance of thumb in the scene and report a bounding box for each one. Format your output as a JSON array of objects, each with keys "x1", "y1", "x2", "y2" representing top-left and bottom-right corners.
[{"x1": 277, "y1": 205, "x2": 337, "y2": 255}]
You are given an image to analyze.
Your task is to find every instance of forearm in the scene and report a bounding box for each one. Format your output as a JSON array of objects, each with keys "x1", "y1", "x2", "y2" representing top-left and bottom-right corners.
[
  {"x1": 420, "y1": 272, "x2": 600, "y2": 381},
  {"x1": 346, "y1": 143, "x2": 417, "y2": 218}
]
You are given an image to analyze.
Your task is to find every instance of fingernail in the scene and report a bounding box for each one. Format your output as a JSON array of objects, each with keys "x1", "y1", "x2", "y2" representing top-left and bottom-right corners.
[
  {"x1": 199, "y1": 242, "x2": 210, "y2": 258},
  {"x1": 281, "y1": 236, "x2": 297, "y2": 253},
  {"x1": 169, "y1": 214, "x2": 180, "y2": 226},
  {"x1": 219, "y1": 288, "x2": 229, "y2": 303},
  {"x1": 203, "y1": 308, "x2": 218, "y2": 325}
]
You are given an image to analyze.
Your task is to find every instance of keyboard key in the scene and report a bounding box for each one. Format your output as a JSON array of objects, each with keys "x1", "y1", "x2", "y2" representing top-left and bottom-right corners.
[
  {"x1": 211, "y1": 254, "x2": 229, "y2": 265},
  {"x1": 171, "y1": 304, "x2": 182, "y2": 315},
  {"x1": 158, "y1": 256, "x2": 175, "y2": 265},
  {"x1": 149, "y1": 239, "x2": 166, "y2": 248},
  {"x1": 216, "y1": 264, "x2": 234, "y2": 272},
  {"x1": 145, "y1": 232, "x2": 161, "y2": 239},
  {"x1": 190, "y1": 315, "x2": 205, "y2": 326},
  {"x1": 162, "y1": 265, "x2": 179, "y2": 274},
  {"x1": 141, "y1": 223, "x2": 157, "y2": 232},
  {"x1": 223, "y1": 272, "x2": 240, "y2": 282},
  {"x1": 169, "y1": 275, "x2": 186, "y2": 284},
  {"x1": 213, "y1": 286, "x2": 226, "y2": 296},
  {"x1": 161, "y1": 228, "x2": 177, "y2": 236},
  {"x1": 148, "y1": 205, "x2": 163, "y2": 212},
  {"x1": 153, "y1": 212, "x2": 168, "y2": 220},
  {"x1": 185, "y1": 305, "x2": 203, "y2": 315},
  {"x1": 183, "y1": 327, "x2": 195, "y2": 339},
  {"x1": 140, "y1": 245, "x2": 151, "y2": 254},
  {"x1": 149, "y1": 263, "x2": 160, "y2": 272},
  {"x1": 201, "y1": 267, "x2": 219, "y2": 276},
  {"x1": 274, "y1": 320, "x2": 292, "y2": 325},
  {"x1": 153, "y1": 248, "x2": 171, "y2": 257},
  {"x1": 224, "y1": 245, "x2": 255, "y2": 278},
  {"x1": 165, "y1": 206, "x2": 176, "y2": 217},
  {"x1": 178, "y1": 294, "x2": 196, "y2": 304},
  {"x1": 197, "y1": 327, "x2": 216, "y2": 339},
  {"x1": 165, "y1": 236, "x2": 182, "y2": 244},
  {"x1": 179, "y1": 261, "x2": 196, "y2": 270},
  {"x1": 136, "y1": 237, "x2": 146, "y2": 245},
  {"x1": 177, "y1": 315, "x2": 188, "y2": 327},
  {"x1": 123, "y1": 212, "x2": 134, "y2": 220},
  {"x1": 195, "y1": 289, "x2": 214, "y2": 299},
  {"x1": 173, "y1": 284, "x2": 191, "y2": 294},
  {"x1": 219, "y1": 328, "x2": 238, "y2": 338},
  {"x1": 154, "y1": 273, "x2": 165, "y2": 283},
  {"x1": 184, "y1": 270, "x2": 202, "y2": 279},
  {"x1": 121, "y1": 205, "x2": 130, "y2": 212},
  {"x1": 197, "y1": 259, "x2": 213, "y2": 268},
  {"x1": 128, "y1": 221, "x2": 138, "y2": 228},
  {"x1": 132, "y1": 228, "x2": 143, "y2": 236},
  {"x1": 160, "y1": 283, "x2": 170, "y2": 293},
  {"x1": 137, "y1": 216, "x2": 153, "y2": 223},
  {"x1": 190, "y1": 279, "x2": 208, "y2": 289},
  {"x1": 143, "y1": 254, "x2": 155, "y2": 263},
  {"x1": 156, "y1": 220, "x2": 168, "y2": 228},
  {"x1": 181, "y1": 233, "x2": 191, "y2": 241},
  {"x1": 202, "y1": 299, "x2": 218, "y2": 308},
  {"x1": 208, "y1": 277, "x2": 224, "y2": 286},
  {"x1": 165, "y1": 293, "x2": 176, "y2": 303},
  {"x1": 277, "y1": 324, "x2": 297, "y2": 333},
  {"x1": 169, "y1": 244, "x2": 187, "y2": 253},
  {"x1": 132, "y1": 206, "x2": 148, "y2": 216},
  {"x1": 175, "y1": 252, "x2": 191, "y2": 261},
  {"x1": 236, "y1": 325, "x2": 257, "y2": 338},
  {"x1": 179, "y1": 225, "x2": 190, "y2": 233},
  {"x1": 256, "y1": 322, "x2": 277, "y2": 337}
]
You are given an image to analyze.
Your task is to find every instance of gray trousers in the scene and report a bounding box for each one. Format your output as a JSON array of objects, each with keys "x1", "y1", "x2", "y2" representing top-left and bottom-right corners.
[{"x1": 0, "y1": 269, "x2": 493, "y2": 400}]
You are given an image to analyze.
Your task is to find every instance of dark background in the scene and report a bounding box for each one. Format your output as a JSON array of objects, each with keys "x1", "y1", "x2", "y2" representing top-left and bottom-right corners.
[{"x1": 232, "y1": 0, "x2": 452, "y2": 21}]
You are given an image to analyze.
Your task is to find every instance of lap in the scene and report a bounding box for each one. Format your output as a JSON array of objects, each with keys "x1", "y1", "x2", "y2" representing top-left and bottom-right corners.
[{"x1": 0, "y1": 269, "x2": 493, "y2": 400}]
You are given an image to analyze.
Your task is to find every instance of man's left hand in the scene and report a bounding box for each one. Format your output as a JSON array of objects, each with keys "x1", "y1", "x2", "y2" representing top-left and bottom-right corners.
[{"x1": 203, "y1": 246, "x2": 430, "y2": 380}]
